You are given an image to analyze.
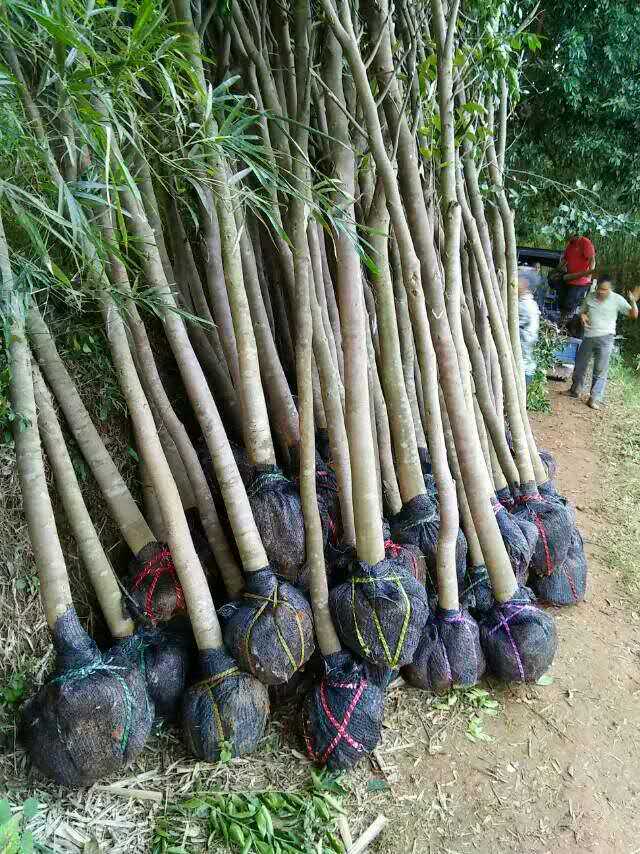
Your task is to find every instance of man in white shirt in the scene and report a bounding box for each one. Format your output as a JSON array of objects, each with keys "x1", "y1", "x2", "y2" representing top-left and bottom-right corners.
[{"x1": 568, "y1": 274, "x2": 639, "y2": 409}]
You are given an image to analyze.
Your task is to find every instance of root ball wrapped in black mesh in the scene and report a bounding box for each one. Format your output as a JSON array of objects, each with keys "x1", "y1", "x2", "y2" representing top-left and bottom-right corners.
[
  {"x1": 247, "y1": 467, "x2": 306, "y2": 585},
  {"x1": 493, "y1": 501, "x2": 539, "y2": 585},
  {"x1": 511, "y1": 490, "x2": 576, "y2": 578},
  {"x1": 462, "y1": 565, "x2": 494, "y2": 615},
  {"x1": 301, "y1": 651, "x2": 385, "y2": 771},
  {"x1": 117, "y1": 619, "x2": 194, "y2": 720},
  {"x1": 538, "y1": 448, "x2": 558, "y2": 482},
  {"x1": 329, "y1": 556, "x2": 429, "y2": 669},
  {"x1": 531, "y1": 528, "x2": 587, "y2": 606},
  {"x1": 315, "y1": 463, "x2": 341, "y2": 550},
  {"x1": 479, "y1": 590, "x2": 558, "y2": 683},
  {"x1": 182, "y1": 648, "x2": 269, "y2": 761},
  {"x1": 402, "y1": 609, "x2": 485, "y2": 692},
  {"x1": 127, "y1": 542, "x2": 186, "y2": 625},
  {"x1": 221, "y1": 569, "x2": 315, "y2": 685},
  {"x1": 391, "y1": 495, "x2": 467, "y2": 594},
  {"x1": 20, "y1": 609, "x2": 154, "y2": 787}
]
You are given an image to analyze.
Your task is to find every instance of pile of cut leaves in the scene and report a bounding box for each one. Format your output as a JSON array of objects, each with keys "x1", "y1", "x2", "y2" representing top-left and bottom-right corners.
[{"x1": 153, "y1": 772, "x2": 347, "y2": 854}]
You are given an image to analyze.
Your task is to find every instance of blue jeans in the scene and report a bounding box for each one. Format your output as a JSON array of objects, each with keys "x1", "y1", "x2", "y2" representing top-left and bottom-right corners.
[{"x1": 570, "y1": 334, "x2": 615, "y2": 402}]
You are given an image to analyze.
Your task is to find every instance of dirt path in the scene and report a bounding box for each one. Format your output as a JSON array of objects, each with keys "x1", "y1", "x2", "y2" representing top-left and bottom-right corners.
[
  {"x1": 377, "y1": 387, "x2": 640, "y2": 853},
  {"x1": 4, "y1": 385, "x2": 640, "y2": 854}
]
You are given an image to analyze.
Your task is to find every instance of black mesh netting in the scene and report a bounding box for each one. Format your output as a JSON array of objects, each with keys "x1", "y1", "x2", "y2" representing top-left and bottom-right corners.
[
  {"x1": 269, "y1": 651, "x2": 323, "y2": 707},
  {"x1": 493, "y1": 500, "x2": 539, "y2": 585},
  {"x1": 313, "y1": 458, "x2": 342, "y2": 554},
  {"x1": 462, "y1": 565, "x2": 494, "y2": 615},
  {"x1": 117, "y1": 618, "x2": 194, "y2": 720},
  {"x1": 220, "y1": 568, "x2": 315, "y2": 685},
  {"x1": 418, "y1": 446, "x2": 432, "y2": 477},
  {"x1": 181, "y1": 647, "x2": 269, "y2": 761},
  {"x1": 316, "y1": 429, "x2": 332, "y2": 463},
  {"x1": 247, "y1": 467, "x2": 306, "y2": 585},
  {"x1": 20, "y1": 608, "x2": 154, "y2": 786},
  {"x1": 479, "y1": 589, "x2": 558, "y2": 683},
  {"x1": 402, "y1": 608, "x2": 485, "y2": 691},
  {"x1": 538, "y1": 448, "x2": 558, "y2": 482},
  {"x1": 391, "y1": 495, "x2": 468, "y2": 599},
  {"x1": 329, "y1": 555, "x2": 429, "y2": 668},
  {"x1": 531, "y1": 528, "x2": 588, "y2": 606},
  {"x1": 127, "y1": 542, "x2": 186, "y2": 625},
  {"x1": 510, "y1": 488, "x2": 577, "y2": 579},
  {"x1": 301, "y1": 651, "x2": 385, "y2": 771}
]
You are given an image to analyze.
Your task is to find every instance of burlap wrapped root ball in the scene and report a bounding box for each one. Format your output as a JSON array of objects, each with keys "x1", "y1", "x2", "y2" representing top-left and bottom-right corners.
[
  {"x1": 247, "y1": 467, "x2": 306, "y2": 585},
  {"x1": 392, "y1": 495, "x2": 467, "y2": 602},
  {"x1": 20, "y1": 609, "x2": 154, "y2": 786},
  {"x1": 117, "y1": 618, "x2": 194, "y2": 720},
  {"x1": 402, "y1": 609, "x2": 485, "y2": 692},
  {"x1": 302, "y1": 651, "x2": 385, "y2": 771},
  {"x1": 531, "y1": 528, "x2": 587, "y2": 606},
  {"x1": 127, "y1": 542, "x2": 186, "y2": 625},
  {"x1": 493, "y1": 501, "x2": 539, "y2": 585},
  {"x1": 479, "y1": 590, "x2": 558, "y2": 683},
  {"x1": 511, "y1": 490, "x2": 576, "y2": 578},
  {"x1": 329, "y1": 555, "x2": 429, "y2": 669},
  {"x1": 221, "y1": 569, "x2": 315, "y2": 685},
  {"x1": 182, "y1": 648, "x2": 269, "y2": 761}
]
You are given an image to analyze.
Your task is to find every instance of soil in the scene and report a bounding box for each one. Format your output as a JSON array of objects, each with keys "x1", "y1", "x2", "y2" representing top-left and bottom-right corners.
[
  {"x1": 4, "y1": 384, "x2": 640, "y2": 854},
  {"x1": 376, "y1": 386, "x2": 640, "y2": 853}
]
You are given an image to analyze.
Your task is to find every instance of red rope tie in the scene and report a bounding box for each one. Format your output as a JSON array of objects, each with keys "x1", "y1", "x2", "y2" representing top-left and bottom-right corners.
[
  {"x1": 531, "y1": 513, "x2": 554, "y2": 577},
  {"x1": 384, "y1": 540, "x2": 418, "y2": 578},
  {"x1": 131, "y1": 548, "x2": 186, "y2": 624},
  {"x1": 560, "y1": 562, "x2": 579, "y2": 603}
]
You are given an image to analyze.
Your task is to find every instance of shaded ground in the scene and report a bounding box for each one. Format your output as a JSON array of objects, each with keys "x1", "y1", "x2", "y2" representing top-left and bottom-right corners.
[{"x1": 2, "y1": 378, "x2": 640, "y2": 853}]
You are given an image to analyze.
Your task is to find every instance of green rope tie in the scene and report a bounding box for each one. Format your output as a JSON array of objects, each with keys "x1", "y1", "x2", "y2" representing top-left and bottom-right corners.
[
  {"x1": 197, "y1": 669, "x2": 239, "y2": 745},
  {"x1": 350, "y1": 574, "x2": 412, "y2": 668},
  {"x1": 52, "y1": 658, "x2": 134, "y2": 753},
  {"x1": 244, "y1": 586, "x2": 305, "y2": 676},
  {"x1": 247, "y1": 470, "x2": 287, "y2": 498}
]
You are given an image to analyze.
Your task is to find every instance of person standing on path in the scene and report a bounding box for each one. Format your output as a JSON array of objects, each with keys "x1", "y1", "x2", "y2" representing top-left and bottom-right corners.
[
  {"x1": 518, "y1": 270, "x2": 541, "y2": 389},
  {"x1": 568, "y1": 275, "x2": 639, "y2": 410},
  {"x1": 561, "y1": 234, "x2": 596, "y2": 319}
]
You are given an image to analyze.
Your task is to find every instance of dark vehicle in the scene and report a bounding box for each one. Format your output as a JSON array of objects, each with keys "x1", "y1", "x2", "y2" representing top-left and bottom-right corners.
[{"x1": 517, "y1": 246, "x2": 562, "y2": 268}]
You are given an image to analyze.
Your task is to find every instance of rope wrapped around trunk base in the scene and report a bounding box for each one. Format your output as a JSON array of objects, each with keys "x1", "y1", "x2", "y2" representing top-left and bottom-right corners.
[
  {"x1": 181, "y1": 647, "x2": 270, "y2": 761},
  {"x1": 479, "y1": 590, "x2": 558, "y2": 683},
  {"x1": 247, "y1": 467, "x2": 306, "y2": 585},
  {"x1": 116, "y1": 618, "x2": 194, "y2": 720},
  {"x1": 329, "y1": 556, "x2": 429, "y2": 669},
  {"x1": 220, "y1": 568, "x2": 315, "y2": 685},
  {"x1": 531, "y1": 528, "x2": 587, "y2": 606},
  {"x1": 301, "y1": 651, "x2": 384, "y2": 771},
  {"x1": 20, "y1": 608, "x2": 154, "y2": 786},
  {"x1": 128, "y1": 543, "x2": 186, "y2": 625},
  {"x1": 391, "y1": 495, "x2": 468, "y2": 603},
  {"x1": 402, "y1": 609, "x2": 485, "y2": 692}
]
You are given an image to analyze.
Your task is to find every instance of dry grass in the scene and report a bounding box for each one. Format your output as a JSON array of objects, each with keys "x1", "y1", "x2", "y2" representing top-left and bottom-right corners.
[{"x1": 0, "y1": 318, "x2": 506, "y2": 854}]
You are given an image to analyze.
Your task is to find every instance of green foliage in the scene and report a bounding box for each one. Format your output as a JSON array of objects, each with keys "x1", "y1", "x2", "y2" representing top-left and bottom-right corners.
[
  {"x1": 152, "y1": 773, "x2": 348, "y2": 854},
  {"x1": 527, "y1": 319, "x2": 566, "y2": 413},
  {"x1": 511, "y1": 1, "x2": 640, "y2": 244},
  {"x1": 0, "y1": 797, "x2": 39, "y2": 854},
  {"x1": 433, "y1": 686, "x2": 501, "y2": 744}
]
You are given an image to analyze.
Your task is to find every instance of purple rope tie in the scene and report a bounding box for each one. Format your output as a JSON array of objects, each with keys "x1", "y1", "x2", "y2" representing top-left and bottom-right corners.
[{"x1": 488, "y1": 603, "x2": 537, "y2": 682}]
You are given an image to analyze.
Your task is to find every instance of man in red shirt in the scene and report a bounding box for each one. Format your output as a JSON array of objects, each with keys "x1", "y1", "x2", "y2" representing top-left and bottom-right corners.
[{"x1": 560, "y1": 234, "x2": 596, "y2": 318}]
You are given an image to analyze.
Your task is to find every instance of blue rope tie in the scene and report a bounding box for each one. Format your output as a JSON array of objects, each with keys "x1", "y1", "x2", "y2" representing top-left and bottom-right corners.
[{"x1": 52, "y1": 657, "x2": 134, "y2": 753}]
